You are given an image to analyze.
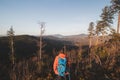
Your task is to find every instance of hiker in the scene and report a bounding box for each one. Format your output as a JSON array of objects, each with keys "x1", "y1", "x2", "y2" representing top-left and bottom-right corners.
[{"x1": 53, "y1": 50, "x2": 70, "y2": 80}]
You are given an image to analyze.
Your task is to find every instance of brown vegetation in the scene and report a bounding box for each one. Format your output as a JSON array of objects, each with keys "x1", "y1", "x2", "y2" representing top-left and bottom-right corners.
[{"x1": 0, "y1": 33, "x2": 120, "y2": 80}]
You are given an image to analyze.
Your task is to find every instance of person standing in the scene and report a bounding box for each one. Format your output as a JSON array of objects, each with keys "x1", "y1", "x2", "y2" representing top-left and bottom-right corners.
[{"x1": 53, "y1": 51, "x2": 70, "y2": 80}]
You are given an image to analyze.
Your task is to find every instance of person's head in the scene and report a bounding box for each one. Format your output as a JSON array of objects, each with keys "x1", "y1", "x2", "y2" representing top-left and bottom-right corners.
[{"x1": 59, "y1": 48, "x2": 65, "y2": 53}]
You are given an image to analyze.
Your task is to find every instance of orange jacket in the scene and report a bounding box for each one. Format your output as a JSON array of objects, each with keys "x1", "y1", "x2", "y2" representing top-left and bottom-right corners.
[{"x1": 53, "y1": 53, "x2": 66, "y2": 75}]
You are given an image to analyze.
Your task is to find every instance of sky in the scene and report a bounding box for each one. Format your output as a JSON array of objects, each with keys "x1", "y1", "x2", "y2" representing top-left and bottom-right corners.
[{"x1": 0, "y1": 0, "x2": 114, "y2": 36}]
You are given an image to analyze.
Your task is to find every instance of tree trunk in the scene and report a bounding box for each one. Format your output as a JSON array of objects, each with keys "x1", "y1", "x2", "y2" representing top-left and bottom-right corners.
[{"x1": 117, "y1": 11, "x2": 120, "y2": 33}]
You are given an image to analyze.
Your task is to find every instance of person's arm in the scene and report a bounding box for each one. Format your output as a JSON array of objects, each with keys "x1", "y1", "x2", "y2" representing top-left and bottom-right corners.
[
  {"x1": 66, "y1": 57, "x2": 71, "y2": 75},
  {"x1": 53, "y1": 56, "x2": 59, "y2": 75},
  {"x1": 66, "y1": 56, "x2": 71, "y2": 67}
]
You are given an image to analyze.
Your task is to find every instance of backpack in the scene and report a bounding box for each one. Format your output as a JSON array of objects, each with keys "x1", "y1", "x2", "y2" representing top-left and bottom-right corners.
[{"x1": 57, "y1": 56, "x2": 67, "y2": 76}]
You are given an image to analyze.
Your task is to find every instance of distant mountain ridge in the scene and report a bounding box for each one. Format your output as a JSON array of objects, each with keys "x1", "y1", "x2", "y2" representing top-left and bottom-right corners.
[
  {"x1": 42, "y1": 34, "x2": 89, "y2": 46},
  {"x1": 0, "y1": 34, "x2": 89, "y2": 46},
  {"x1": 52, "y1": 34, "x2": 64, "y2": 38},
  {"x1": 46, "y1": 33, "x2": 87, "y2": 38},
  {"x1": 43, "y1": 34, "x2": 88, "y2": 43}
]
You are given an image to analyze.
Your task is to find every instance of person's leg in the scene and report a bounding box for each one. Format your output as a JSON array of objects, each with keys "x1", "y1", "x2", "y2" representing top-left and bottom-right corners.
[
  {"x1": 60, "y1": 76, "x2": 65, "y2": 80},
  {"x1": 65, "y1": 74, "x2": 71, "y2": 80},
  {"x1": 56, "y1": 76, "x2": 63, "y2": 80},
  {"x1": 56, "y1": 76, "x2": 65, "y2": 80},
  {"x1": 55, "y1": 76, "x2": 60, "y2": 80}
]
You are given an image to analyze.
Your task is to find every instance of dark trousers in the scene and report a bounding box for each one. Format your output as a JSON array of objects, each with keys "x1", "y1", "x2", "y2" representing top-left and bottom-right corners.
[{"x1": 55, "y1": 75, "x2": 69, "y2": 80}]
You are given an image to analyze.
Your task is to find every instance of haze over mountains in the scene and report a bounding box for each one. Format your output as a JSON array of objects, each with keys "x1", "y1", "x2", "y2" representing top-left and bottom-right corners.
[
  {"x1": 0, "y1": 33, "x2": 110, "y2": 47},
  {"x1": 44, "y1": 33, "x2": 88, "y2": 41},
  {"x1": 0, "y1": 33, "x2": 89, "y2": 58},
  {"x1": 46, "y1": 33, "x2": 87, "y2": 38},
  {"x1": 0, "y1": 34, "x2": 83, "y2": 61},
  {"x1": 44, "y1": 33, "x2": 89, "y2": 45}
]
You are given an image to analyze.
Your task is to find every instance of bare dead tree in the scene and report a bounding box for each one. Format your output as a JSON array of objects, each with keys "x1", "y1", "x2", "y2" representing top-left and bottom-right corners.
[
  {"x1": 7, "y1": 26, "x2": 16, "y2": 80},
  {"x1": 7, "y1": 26, "x2": 15, "y2": 65},
  {"x1": 37, "y1": 22, "x2": 45, "y2": 72}
]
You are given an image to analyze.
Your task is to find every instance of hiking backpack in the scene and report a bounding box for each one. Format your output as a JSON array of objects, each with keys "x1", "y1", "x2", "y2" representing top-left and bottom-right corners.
[{"x1": 57, "y1": 57, "x2": 67, "y2": 76}]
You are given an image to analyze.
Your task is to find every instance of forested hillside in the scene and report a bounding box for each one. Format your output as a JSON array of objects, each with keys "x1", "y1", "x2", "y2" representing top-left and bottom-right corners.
[
  {"x1": 0, "y1": 33, "x2": 120, "y2": 80},
  {"x1": 0, "y1": 35, "x2": 78, "y2": 80}
]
